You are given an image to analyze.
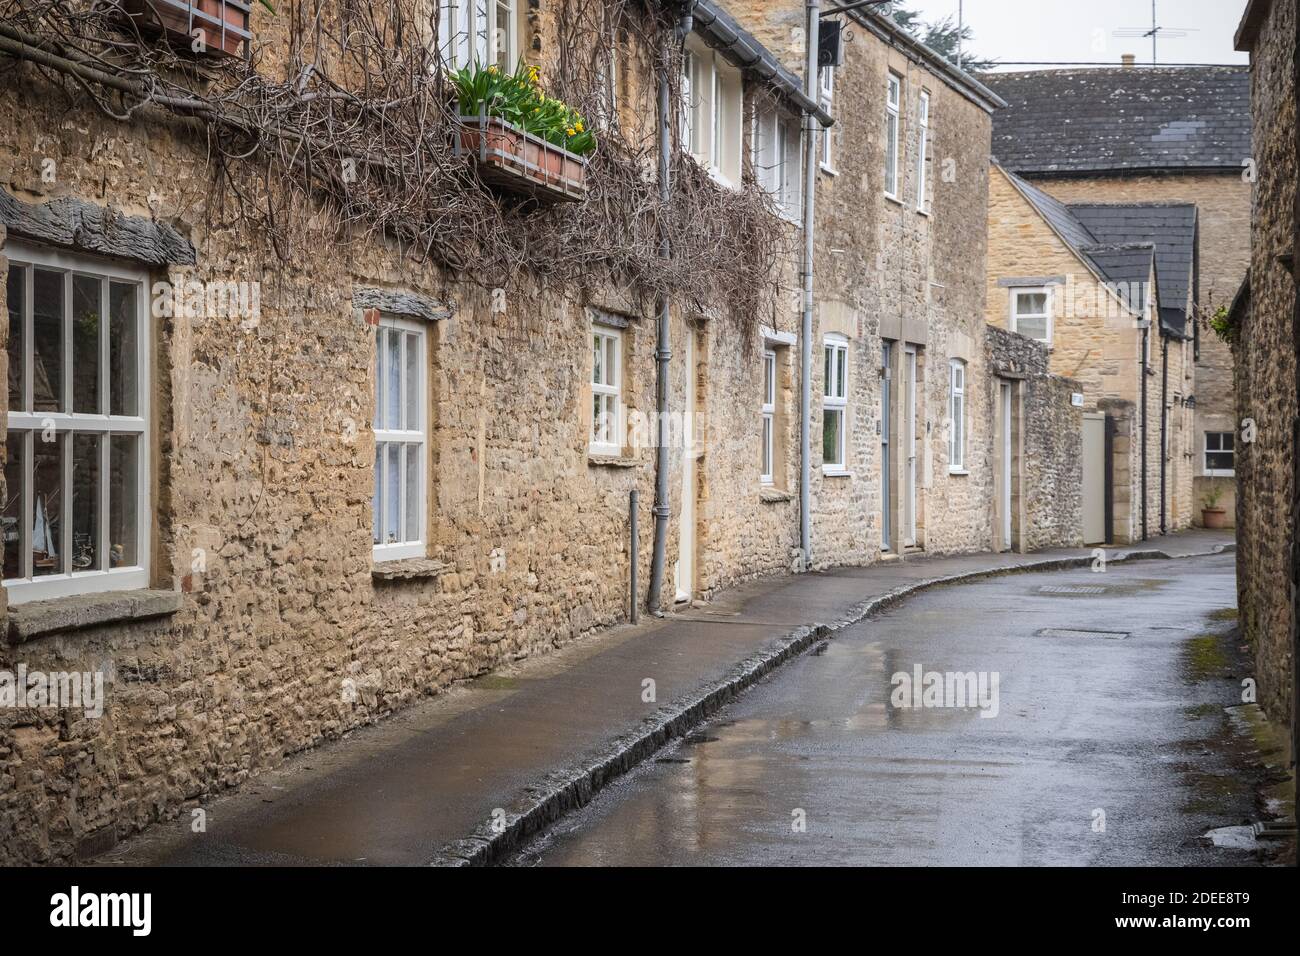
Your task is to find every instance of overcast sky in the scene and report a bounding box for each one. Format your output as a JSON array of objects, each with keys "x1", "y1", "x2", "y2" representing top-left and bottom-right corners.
[{"x1": 899, "y1": 0, "x2": 1251, "y2": 71}]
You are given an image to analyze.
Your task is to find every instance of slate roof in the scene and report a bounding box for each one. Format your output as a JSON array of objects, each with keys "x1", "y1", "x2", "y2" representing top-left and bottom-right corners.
[
  {"x1": 983, "y1": 67, "x2": 1251, "y2": 176},
  {"x1": 998, "y1": 166, "x2": 1157, "y2": 318},
  {"x1": 1069, "y1": 203, "x2": 1198, "y2": 335}
]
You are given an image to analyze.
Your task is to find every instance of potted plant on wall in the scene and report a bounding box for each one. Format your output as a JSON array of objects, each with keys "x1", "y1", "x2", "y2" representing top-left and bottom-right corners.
[
  {"x1": 1201, "y1": 484, "x2": 1229, "y2": 529},
  {"x1": 451, "y1": 62, "x2": 595, "y2": 202}
]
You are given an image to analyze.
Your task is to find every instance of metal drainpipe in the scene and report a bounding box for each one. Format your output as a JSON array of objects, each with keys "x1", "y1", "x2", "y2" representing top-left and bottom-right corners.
[
  {"x1": 1160, "y1": 335, "x2": 1168, "y2": 535},
  {"x1": 1141, "y1": 325, "x2": 1149, "y2": 540},
  {"x1": 799, "y1": 0, "x2": 821, "y2": 571},
  {"x1": 647, "y1": 3, "x2": 694, "y2": 614}
]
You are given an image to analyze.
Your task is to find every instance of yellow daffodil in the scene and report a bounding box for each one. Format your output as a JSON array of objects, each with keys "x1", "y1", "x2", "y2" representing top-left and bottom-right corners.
[{"x1": 575, "y1": 121, "x2": 584, "y2": 133}]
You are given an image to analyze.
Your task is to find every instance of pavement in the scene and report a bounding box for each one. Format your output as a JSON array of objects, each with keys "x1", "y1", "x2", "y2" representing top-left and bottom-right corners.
[
  {"x1": 99, "y1": 529, "x2": 1235, "y2": 867},
  {"x1": 511, "y1": 552, "x2": 1271, "y2": 866}
]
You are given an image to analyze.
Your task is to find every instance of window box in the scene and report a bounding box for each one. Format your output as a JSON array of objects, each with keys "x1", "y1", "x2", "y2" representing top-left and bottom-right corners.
[
  {"x1": 454, "y1": 113, "x2": 588, "y2": 203},
  {"x1": 124, "y1": 0, "x2": 253, "y2": 58}
]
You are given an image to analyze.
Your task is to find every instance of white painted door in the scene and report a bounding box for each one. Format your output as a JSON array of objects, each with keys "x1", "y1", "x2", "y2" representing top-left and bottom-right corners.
[
  {"x1": 1083, "y1": 413, "x2": 1106, "y2": 545},
  {"x1": 675, "y1": 332, "x2": 697, "y2": 603},
  {"x1": 880, "y1": 342, "x2": 892, "y2": 551},
  {"x1": 903, "y1": 345, "x2": 918, "y2": 547}
]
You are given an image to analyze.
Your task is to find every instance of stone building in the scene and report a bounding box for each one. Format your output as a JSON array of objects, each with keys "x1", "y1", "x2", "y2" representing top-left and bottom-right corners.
[
  {"x1": 986, "y1": 164, "x2": 1195, "y2": 544},
  {"x1": 1231, "y1": 0, "x2": 1297, "y2": 734},
  {"x1": 984, "y1": 64, "x2": 1252, "y2": 528},
  {"x1": 0, "y1": 0, "x2": 1084, "y2": 863}
]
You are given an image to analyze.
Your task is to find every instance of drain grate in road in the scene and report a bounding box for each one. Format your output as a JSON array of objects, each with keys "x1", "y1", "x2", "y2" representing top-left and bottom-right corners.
[
  {"x1": 1038, "y1": 627, "x2": 1130, "y2": 640},
  {"x1": 1038, "y1": 585, "x2": 1107, "y2": 595}
]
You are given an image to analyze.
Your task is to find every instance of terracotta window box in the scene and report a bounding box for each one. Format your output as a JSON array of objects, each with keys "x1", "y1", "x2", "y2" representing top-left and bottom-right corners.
[
  {"x1": 124, "y1": 0, "x2": 253, "y2": 58},
  {"x1": 454, "y1": 113, "x2": 588, "y2": 203}
]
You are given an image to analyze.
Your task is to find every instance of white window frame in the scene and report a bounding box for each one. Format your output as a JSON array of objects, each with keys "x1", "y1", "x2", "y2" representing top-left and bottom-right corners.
[
  {"x1": 1204, "y1": 431, "x2": 1235, "y2": 477},
  {"x1": 3, "y1": 242, "x2": 151, "y2": 604},
  {"x1": 884, "y1": 72, "x2": 902, "y2": 200},
  {"x1": 683, "y1": 39, "x2": 743, "y2": 188},
  {"x1": 916, "y1": 90, "x2": 931, "y2": 214},
  {"x1": 1010, "y1": 286, "x2": 1053, "y2": 346},
  {"x1": 948, "y1": 359, "x2": 966, "y2": 473},
  {"x1": 819, "y1": 67, "x2": 836, "y2": 173},
  {"x1": 752, "y1": 107, "x2": 802, "y2": 221},
  {"x1": 437, "y1": 0, "x2": 516, "y2": 72},
  {"x1": 760, "y1": 349, "x2": 776, "y2": 484},
  {"x1": 373, "y1": 315, "x2": 428, "y2": 562},
  {"x1": 590, "y1": 325, "x2": 623, "y2": 456},
  {"x1": 822, "y1": 334, "x2": 849, "y2": 475}
]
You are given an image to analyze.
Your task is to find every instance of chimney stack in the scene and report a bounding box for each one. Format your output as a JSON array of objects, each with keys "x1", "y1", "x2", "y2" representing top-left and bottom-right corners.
[{"x1": 1121, "y1": 53, "x2": 1137, "y2": 68}]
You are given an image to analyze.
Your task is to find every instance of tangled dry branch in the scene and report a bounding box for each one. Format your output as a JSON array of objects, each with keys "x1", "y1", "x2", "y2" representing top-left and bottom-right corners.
[{"x1": 0, "y1": 0, "x2": 794, "y2": 324}]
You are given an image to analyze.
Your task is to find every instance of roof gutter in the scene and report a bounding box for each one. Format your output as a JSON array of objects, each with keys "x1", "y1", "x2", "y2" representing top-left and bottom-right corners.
[{"x1": 846, "y1": 7, "x2": 1006, "y2": 113}]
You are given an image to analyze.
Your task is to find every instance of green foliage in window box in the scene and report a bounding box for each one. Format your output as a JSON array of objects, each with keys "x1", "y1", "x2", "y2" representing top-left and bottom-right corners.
[{"x1": 452, "y1": 61, "x2": 596, "y2": 156}]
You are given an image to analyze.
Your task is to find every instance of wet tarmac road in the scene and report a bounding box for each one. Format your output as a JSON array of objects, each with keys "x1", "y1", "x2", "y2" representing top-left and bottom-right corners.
[{"x1": 510, "y1": 553, "x2": 1263, "y2": 866}]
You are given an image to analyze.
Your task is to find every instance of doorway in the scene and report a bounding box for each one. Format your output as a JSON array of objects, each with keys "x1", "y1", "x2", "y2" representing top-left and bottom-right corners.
[
  {"x1": 880, "y1": 341, "x2": 892, "y2": 551},
  {"x1": 996, "y1": 380, "x2": 1014, "y2": 551},
  {"x1": 902, "y1": 345, "x2": 918, "y2": 548},
  {"x1": 1082, "y1": 413, "x2": 1106, "y2": 545}
]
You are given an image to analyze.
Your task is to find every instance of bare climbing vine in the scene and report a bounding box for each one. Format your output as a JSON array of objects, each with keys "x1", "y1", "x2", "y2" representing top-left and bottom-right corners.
[{"x1": 0, "y1": 0, "x2": 793, "y2": 324}]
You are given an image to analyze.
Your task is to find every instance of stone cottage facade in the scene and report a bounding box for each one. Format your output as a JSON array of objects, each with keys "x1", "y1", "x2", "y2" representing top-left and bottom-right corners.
[
  {"x1": 986, "y1": 164, "x2": 1195, "y2": 544},
  {"x1": 1231, "y1": 0, "x2": 1297, "y2": 735},
  {"x1": 984, "y1": 65, "x2": 1252, "y2": 529},
  {"x1": 0, "y1": 0, "x2": 1084, "y2": 864}
]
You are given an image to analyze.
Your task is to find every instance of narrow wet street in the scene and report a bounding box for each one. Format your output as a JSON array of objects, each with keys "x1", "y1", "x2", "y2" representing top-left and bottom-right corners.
[{"x1": 511, "y1": 553, "x2": 1266, "y2": 866}]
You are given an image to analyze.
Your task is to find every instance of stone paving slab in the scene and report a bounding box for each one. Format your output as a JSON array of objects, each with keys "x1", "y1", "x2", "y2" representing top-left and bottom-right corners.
[{"x1": 99, "y1": 529, "x2": 1233, "y2": 867}]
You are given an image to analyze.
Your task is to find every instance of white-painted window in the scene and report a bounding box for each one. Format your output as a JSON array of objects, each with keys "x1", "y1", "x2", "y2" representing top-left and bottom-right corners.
[
  {"x1": 752, "y1": 108, "x2": 802, "y2": 219},
  {"x1": 916, "y1": 90, "x2": 931, "y2": 213},
  {"x1": 682, "y1": 40, "x2": 743, "y2": 187},
  {"x1": 595, "y1": 27, "x2": 620, "y2": 130},
  {"x1": 3, "y1": 243, "x2": 150, "y2": 604},
  {"x1": 1204, "y1": 432, "x2": 1235, "y2": 477},
  {"x1": 948, "y1": 359, "x2": 966, "y2": 472},
  {"x1": 822, "y1": 335, "x2": 849, "y2": 473},
  {"x1": 590, "y1": 326, "x2": 622, "y2": 455},
  {"x1": 1010, "y1": 287, "x2": 1052, "y2": 345},
  {"x1": 884, "y1": 72, "x2": 901, "y2": 198},
  {"x1": 819, "y1": 67, "x2": 836, "y2": 172},
  {"x1": 760, "y1": 349, "x2": 776, "y2": 484},
  {"x1": 373, "y1": 316, "x2": 428, "y2": 562},
  {"x1": 438, "y1": 0, "x2": 516, "y2": 71}
]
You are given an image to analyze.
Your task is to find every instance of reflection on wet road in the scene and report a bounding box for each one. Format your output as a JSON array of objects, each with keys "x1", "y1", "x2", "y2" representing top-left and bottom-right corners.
[{"x1": 511, "y1": 554, "x2": 1261, "y2": 866}]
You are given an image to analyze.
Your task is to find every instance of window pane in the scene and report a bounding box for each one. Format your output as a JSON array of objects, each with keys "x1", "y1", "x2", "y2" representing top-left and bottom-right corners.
[
  {"x1": 4, "y1": 432, "x2": 23, "y2": 579},
  {"x1": 761, "y1": 416, "x2": 772, "y2": 476},
  {"x1": 73, "y1": 275, "x2": 101, "y2": 414},
  {"x1": 109, "y1": 434, "x2": 138, "y2": 568},
  {"x1": 372, "y1": 443, "x2": 382, "y2": 544},
  {"x1": 32, "y1": 432, "x2": 62, "y2": 576},
  {"x1": 592, "y1": 334, "x2": 603, "y2": 385},
  {"x1": 836, "y1": 348, "x2": 847, "y2": 399},
  {"x1": 109, "y1": 282, "x2": 138, "y2": 416},
  {"x1": 606, "y1": 336, "x2": 617, "y2": 387},
  {"x1": 405, "y1": 332, "x2": 419, "y2": 431},
  {"x1": 6, "y1": 267, "x2": 23, "y2": 412},
  {"x1": 1016, "y1": 315, "x2": 1049, "y2": 341},
  {"x1": 72, "y1": 432, "x2": 100, "y2": 571},
  {"x1": 374, "y1": 338, "x2": 384, "y2": 430},
  {"x1": 385, "y1": 329, "x2": 401, "y2": 429},
  {"x1": 32, "y1": 269, "x2": 63, "y2": 414},
  {"x1": 404, "y1": 443, "x2": 420, "y2": 543},
  {"x1": 1016, "y1": 293, "x2": 1048, "y2": 315},
  {"x1": 885, "y1": 114, "x2": 898, "y2": 194},
  {"x1": 385, "y1": 442, "x2": 399, "y2": 544},
  {"x1": 823, "y1": 408, "x2": 841, "y2": 467},
  {"x1": 824, "y1": 346, "x2": 832, "y2": 397},
  {"x1": 1207, "y1": 452, "x2": 1234, "y2": 471}
]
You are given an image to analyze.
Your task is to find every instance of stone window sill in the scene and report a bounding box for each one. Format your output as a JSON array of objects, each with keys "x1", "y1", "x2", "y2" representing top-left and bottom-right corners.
[
  {"x1": 760, "y1": 487, "x2": 794, "y2": 503},
  {"x1": 588, "y1": 453, "x2": 640, "y2": 469},
  {"x1": 372, "y1": 558, "x2": 450, "y2": 582},
  {"x1": 822, "y1": 468, "x2": 852, "y2": 478},
  {"x1": 949, "y1": 468, "x2": 970, "y2": 476},
  {"x1": 7, "y1": 588, "x2": 182, "y2": 645}
]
